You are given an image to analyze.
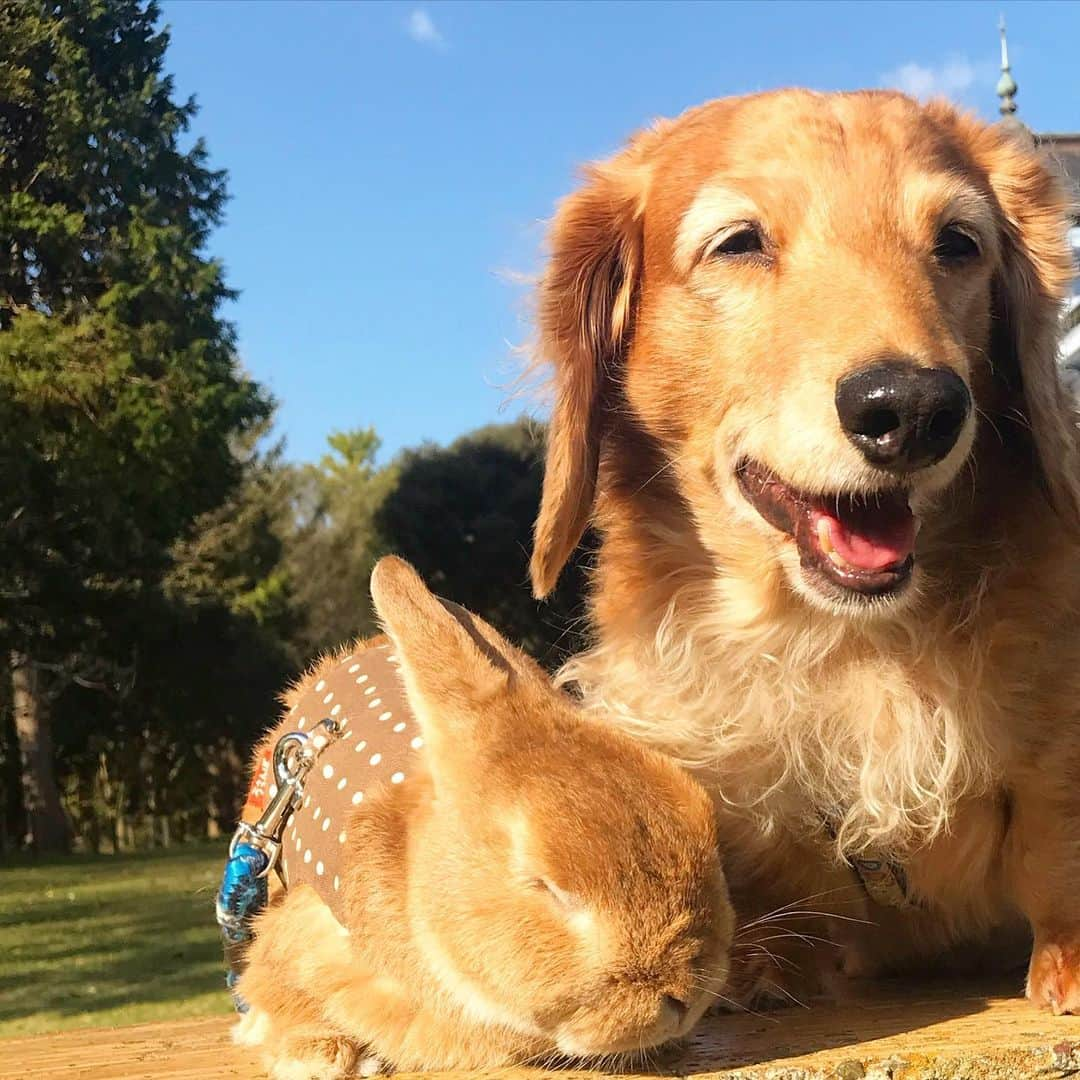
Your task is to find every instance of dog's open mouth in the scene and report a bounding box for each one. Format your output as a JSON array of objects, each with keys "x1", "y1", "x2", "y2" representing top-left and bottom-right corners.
[{"x1": 736, "y1": 459, "x2": 917, "y2": 598}]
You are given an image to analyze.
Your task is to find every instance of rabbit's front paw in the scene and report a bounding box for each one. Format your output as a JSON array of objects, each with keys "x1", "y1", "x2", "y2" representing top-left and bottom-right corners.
[
  {"x1": 1027, "y1": 939, "x2": 1080, "y2": 1015},
  {"x1": 267, "y1": 1036, "x2": 362, "y2": 1080},
  {"x1": 232, "y1": 1007, "x2": 272, "y2": 1048},
  {"x1": 357, "y1": 1053, "x2": 390, "y2": 1077}
]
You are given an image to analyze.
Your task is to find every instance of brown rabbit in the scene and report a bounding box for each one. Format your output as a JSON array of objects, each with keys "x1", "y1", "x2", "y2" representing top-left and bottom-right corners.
[{"x1": 234, "y1": 557, "x2": 734, "y2": 1077}]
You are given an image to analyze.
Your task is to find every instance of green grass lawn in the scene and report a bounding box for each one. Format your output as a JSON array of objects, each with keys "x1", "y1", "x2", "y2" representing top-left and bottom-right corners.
[{"x1": 0, "y1": 840, "x2": 234, "y2": 1037}]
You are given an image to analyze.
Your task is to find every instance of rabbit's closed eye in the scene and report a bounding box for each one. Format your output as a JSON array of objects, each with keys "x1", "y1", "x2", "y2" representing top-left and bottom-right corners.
[{"x1": 531, "y1": 876, "x2": 581, "y2": 910}]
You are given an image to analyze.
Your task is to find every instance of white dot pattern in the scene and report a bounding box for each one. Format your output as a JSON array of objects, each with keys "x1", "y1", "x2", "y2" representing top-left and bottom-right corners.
[{"x1": 273, "y1": 643, "x2": 420, "y2": 921}]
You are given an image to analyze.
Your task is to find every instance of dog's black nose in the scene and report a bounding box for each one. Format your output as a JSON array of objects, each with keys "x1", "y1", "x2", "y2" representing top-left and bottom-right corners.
[{"x1": 835, "y1": 360, "x2": 971, "y2": 471}]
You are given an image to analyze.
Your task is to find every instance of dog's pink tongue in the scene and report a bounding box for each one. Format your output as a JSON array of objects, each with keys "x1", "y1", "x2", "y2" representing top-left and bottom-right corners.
[{"x1": 816, "y1": 501, "x2": 917, "y2": 571}]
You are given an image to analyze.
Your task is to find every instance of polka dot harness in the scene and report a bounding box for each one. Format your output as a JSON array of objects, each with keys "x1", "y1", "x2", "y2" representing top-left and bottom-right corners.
[{"x1": 246, "y1": 642, "x2": 421, "y2": 920}]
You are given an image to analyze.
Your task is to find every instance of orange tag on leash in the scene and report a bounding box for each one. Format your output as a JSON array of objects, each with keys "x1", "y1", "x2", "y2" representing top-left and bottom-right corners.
[{"x1": 242, "y1": 748, "x2": 273, "y2": 822}]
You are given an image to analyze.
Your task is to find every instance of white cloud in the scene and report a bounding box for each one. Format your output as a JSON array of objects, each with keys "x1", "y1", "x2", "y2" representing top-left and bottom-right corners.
[
  {"x1": 406, "y1": 9, "x2": 446, "y2": 50},
  {"x1": 881, "y1": 55, "x2": 978, "y2": 102}
]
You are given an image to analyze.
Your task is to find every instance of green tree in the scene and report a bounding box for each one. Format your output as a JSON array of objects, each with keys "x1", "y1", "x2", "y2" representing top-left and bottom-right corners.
[
  {"x1": 375, "y1": 420, "x2": 590, "y2": 668},
  {"x1": 286, "y1": 428, "x2": 398, "y2": 659},
  {"x1": 0, "y1": 0, "x2": 270, "y2": 850},
  {"x1": 167, "y1": 424, "x2": 297, "y2": 645}
]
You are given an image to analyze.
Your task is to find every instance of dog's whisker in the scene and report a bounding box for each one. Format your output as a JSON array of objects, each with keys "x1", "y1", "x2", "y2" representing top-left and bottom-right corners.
[
  {"x1": 973, "y1": 404, "x2": 1005, "y2": 447},
  {"x1": 632, "y1": 451, "x2": 688, "y2": 497}
]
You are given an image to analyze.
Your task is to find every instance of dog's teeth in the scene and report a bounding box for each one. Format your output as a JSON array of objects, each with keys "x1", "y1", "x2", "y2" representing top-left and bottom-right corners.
[
  {"x1": 816, "y1": 517, "x2": 834, "y2": 554},
  {"x1": 816, "y1": 521, "x2": 856, "y2": 571},
  {"x1": 816, "y1": 515, "x2": 861, "y2": 572}
]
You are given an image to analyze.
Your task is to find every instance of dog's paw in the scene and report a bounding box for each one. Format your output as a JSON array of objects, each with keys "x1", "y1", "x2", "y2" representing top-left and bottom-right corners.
[{"x1": 1027, "y1": 940, "x2": 1080, "y2": 1015}]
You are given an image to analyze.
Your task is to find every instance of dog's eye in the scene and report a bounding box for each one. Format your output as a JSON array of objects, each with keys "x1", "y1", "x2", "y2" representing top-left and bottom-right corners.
[
  {"x1": 934, "y1": 225, "x2": 981, "y2": 263},
  {"x1": 707, "y1": 223, "x2": 765, "y2": 260}
]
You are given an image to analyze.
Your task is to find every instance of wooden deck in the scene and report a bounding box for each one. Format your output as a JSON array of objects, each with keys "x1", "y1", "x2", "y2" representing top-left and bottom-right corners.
[{"x1": 5, "y1": 979, "x2": 1080, "y2": 1080}]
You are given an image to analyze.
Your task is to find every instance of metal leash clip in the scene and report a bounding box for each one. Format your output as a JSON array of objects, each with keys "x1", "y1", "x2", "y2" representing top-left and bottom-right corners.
[
  {"x1": 217, "y1": 715, "x2": 344, "y2": 1011},
  {"x1": 229, "y1": 716, "x2": 344, "y2": 878}
]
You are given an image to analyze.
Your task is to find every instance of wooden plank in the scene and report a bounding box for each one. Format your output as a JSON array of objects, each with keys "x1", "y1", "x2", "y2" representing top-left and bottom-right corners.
[
  {"x1": 0, "y1": 1016, "x2": 252, "y2": 1080},
  {"x1": 4, "y1": 979, "x2": 1080, "y2": 1079}
]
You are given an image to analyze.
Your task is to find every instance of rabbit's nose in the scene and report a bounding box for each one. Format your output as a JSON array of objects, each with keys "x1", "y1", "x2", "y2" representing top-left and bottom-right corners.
[{"x1": 659, "y1": 994, "x2": 690, "y2": 1031}]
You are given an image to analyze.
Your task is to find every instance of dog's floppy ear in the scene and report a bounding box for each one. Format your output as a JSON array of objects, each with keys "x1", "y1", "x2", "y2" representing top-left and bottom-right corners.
[
  {"x1": 976, "y1": 123, "x2": 1080, "y2": 530},
  {"x1": 529, "y1": 150, "x2": 650, "y2": 598}
]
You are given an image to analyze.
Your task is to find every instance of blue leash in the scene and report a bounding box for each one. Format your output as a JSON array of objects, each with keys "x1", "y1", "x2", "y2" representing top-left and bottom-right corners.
[
  {"x1": 215, "y1": 718, "x2": 343, "y2": 1011},
  {"x1": 215, "y1": 842, "x2": 269, "y2": 1012}
]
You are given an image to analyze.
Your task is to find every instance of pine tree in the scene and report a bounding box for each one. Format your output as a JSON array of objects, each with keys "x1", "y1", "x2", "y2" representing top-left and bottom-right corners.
[{"x1": 0, "y1": 0, "x2": 270, "y2": 849}]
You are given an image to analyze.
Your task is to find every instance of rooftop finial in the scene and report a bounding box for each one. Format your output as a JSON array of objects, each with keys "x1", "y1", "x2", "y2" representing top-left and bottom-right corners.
[{"x1": 997, "y1": 15, "x2": 1018, "y2": 116}]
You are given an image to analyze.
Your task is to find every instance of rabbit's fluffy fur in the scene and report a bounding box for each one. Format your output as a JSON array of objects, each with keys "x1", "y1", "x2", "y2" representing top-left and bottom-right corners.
[
  {"x1": 236, "y1": 558, "x2": 734, "y2": 1077},
  {"x1": 527, "y1": 89, "x2": 1080, "y2": 1010}
]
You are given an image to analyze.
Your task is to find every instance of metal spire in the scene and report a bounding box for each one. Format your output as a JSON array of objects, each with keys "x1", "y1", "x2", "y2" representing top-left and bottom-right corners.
[{"x1": 997, "y1": 15, "x2": 1018, "y2": 116}]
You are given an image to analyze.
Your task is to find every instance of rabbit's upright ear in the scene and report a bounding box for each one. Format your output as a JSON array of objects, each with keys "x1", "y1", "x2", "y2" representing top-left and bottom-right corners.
[{"x1": 369, "y1": 557, "x2": 517, "y2": 764}]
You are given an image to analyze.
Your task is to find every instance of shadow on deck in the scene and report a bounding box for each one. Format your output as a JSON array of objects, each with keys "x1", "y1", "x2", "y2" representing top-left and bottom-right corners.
[{"x1": 4, "y1": 978, "x2": 1080, "y2": 1079}]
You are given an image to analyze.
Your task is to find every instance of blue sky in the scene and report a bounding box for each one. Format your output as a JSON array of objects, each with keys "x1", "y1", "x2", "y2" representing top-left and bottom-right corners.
[{"x1": 160, "y1": 1, "x2": 1080, "y2": 464}]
